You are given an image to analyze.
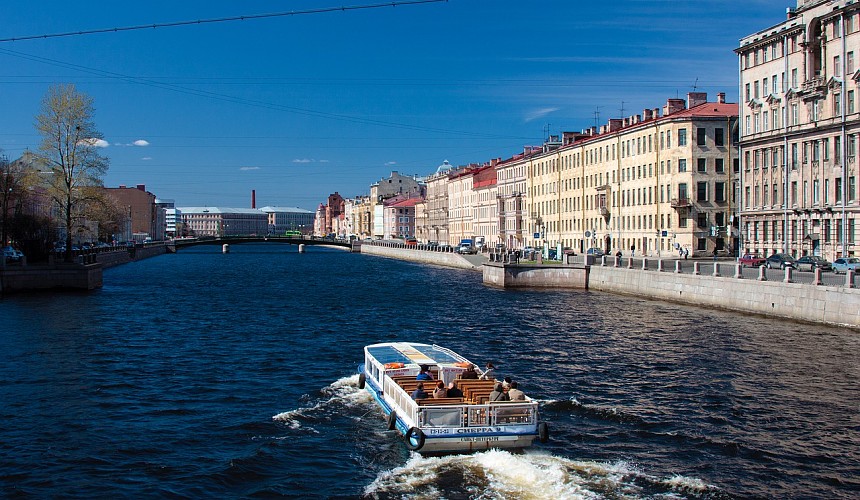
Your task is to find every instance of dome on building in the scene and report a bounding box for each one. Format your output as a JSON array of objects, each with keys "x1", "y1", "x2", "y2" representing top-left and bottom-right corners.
[{"x1": 435, "y1": 160, "x2": 453, "y2": 175}]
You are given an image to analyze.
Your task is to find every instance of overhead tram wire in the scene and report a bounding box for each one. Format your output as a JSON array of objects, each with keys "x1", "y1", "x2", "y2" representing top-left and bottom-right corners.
[
  {"x1": 0, "y1": 46, "x2": 528, "y2": 141},
  {"x1": 0, "y1": 0, "x2": 449, "y2": 43}
]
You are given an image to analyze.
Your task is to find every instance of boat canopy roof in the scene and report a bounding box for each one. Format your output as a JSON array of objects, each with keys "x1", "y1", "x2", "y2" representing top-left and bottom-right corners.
[{"x1": 366, "y1": 342, "x2": 469, "y2": 367}]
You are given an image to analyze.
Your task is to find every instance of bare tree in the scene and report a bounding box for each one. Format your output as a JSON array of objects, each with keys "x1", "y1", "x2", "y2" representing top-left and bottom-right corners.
[
  {"x1": 35, "y1": 84, "x2": 109, "y2": 262},
  {"x1": 0, "y1": 151, "x2": 37, "y2": 247}
]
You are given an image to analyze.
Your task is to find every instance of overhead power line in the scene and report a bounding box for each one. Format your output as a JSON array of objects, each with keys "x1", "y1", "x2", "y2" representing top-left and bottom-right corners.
[{"x1": 0, "y1": 0, "x2": 448, "y2": 43}]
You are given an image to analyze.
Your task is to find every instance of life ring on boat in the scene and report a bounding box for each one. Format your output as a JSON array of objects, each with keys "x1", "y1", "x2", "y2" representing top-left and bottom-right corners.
[
  {"x1": 404, "y1": 427, "x2": 425, "y2": 451},
  {"x1": 358, "y1": 373, "x2": 366, "y2": 389},
  {"x1": 387, "y1": 411, "x2": 398, "y2": 431},
  {"x1": 454, "y1": 362, "x2": 471, "y2": 368},
  {"x1": 538, "y1": 422, "x2": 550, "y2": 443},
  {"x1": 384, "y1": 362, "x2": 405, "y2": 369}
]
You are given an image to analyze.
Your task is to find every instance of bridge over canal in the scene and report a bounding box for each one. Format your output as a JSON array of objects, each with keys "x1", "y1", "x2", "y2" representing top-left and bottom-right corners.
[{"x1": 167, "y1": 236, "x2": 356, "y2": 252}]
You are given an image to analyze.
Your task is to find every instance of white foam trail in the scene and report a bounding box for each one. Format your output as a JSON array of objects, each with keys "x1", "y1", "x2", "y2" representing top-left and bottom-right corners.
[
  {"x1": 363, "y1": 449, "x2": 719, "y2": 499},
  {"x1": 272, "y1": 373, "x2": 372, "y2": 431}
]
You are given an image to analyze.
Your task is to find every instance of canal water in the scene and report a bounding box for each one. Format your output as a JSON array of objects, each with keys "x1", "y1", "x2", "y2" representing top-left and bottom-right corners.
[{"x1": 0, "y1": 244, "x2": 857, "y2": 499}]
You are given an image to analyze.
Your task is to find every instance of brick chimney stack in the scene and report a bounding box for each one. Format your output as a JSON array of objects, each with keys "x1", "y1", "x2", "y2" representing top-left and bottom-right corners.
[
  {"x1": 252, "y1": 190, "x2": 256, "y2": 209},
  {"x1": 717, "y1": 92, "x2": 726, "y2": 104}
]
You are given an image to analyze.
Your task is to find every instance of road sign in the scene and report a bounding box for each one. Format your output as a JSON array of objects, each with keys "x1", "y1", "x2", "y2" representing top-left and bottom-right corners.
[{"x1": 533, "y1": 232, "x2": 540, "y2": 239}]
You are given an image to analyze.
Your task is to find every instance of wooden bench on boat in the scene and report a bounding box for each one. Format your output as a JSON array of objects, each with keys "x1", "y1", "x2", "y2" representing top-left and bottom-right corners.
[{"x1": 415, "y1": 397, "x2": 464, "y2": 406}]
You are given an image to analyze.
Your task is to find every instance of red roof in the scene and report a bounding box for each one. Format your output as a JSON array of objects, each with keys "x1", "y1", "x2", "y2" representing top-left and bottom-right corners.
[{"x1": 388, "y1": 197, "x2": 422, "y2": 208}]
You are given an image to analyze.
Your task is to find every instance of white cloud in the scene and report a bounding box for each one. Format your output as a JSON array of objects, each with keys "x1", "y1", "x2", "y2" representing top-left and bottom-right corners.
[
  {"x1": 524, "y1": 107, "x2": 560, "y2": 123},
  {"x1": 240, "y1": 166, "x2": 260, "y2": 171},
  {"x1": 292, "y1": 158, "x2": 313, "y2": 163},
  {"x1": 385, "y1": 161, "x2": 397, "y2": 166},
  {"x1": 78, "y1": 138, "x2": 109, "y2": 148},
  {"x1": 141, "y1": 157, "x2": 152, "y2": 161},
  {"x1": 133, "y1": 139, "x2": 150, "y2": 147},
  {"x1": 318, "y1": 159, "x2": 329, "y2": 163}
]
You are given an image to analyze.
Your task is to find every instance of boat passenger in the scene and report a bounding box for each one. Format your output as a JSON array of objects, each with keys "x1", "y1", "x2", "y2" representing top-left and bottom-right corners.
[
  {"x1": 507, "y1": 381, "x2": 525, "y2": 401},
  {"x1": 502, "y1": 376, "x2": 512, "y2": 390},
  {"x1": 433, "y1": 381, "x2": 447, "y2": 399},
  {"x1": 479, "y1": 362, "x2": 496, "y2": 381},
  {"x1": 416, "y1": 365, "x2": 434, "y2": 381},
  {"x1": 411, "y1": 382, "x2": 429, "y2": 400},
  {"x1": 489, "y1": 383, "x2": 509, "y2": 402},
  {"x1": 446, "y1": 381, "x2": 463, "y2": 398},
  {"x1": 460, "y1": 364, "x2": 479, "y2": 379}
]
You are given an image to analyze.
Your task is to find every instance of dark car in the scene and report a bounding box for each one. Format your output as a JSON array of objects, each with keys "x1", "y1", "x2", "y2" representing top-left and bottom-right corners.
[
  {"x1": 795, "y1": 255, "x2": 832, "y2": 272},
  {"x1": 766, "y1": 253, "x2": 796, "y2": 270}
]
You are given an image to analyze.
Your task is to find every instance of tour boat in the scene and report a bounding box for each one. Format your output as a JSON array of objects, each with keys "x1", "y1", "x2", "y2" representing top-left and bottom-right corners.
[{"x1": 357, "y1": 342, "x2": 549, "y2": 453}]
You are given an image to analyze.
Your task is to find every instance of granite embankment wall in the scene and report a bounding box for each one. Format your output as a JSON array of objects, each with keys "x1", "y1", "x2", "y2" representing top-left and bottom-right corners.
[
  {"x1": 0, "y1": 244, "x2": 169, "y2": 293},
  {"x1": 483, "y1": 262, "x2": 589, "y2": 288},
  {"x1": 359, "y1": 243, "x2": 478, "y2": 270},
  {"x1": 588, "y1": 264, "x2": 860, "y2": 328}
]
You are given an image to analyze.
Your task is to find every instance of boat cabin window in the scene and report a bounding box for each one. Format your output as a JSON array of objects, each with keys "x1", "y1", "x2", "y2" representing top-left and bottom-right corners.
[{"x1": 422, "y1": 408, "x2": 462, "y2": 427}]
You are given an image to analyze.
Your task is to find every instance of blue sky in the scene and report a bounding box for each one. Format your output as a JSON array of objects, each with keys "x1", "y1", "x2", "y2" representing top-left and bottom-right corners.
[{"x1": 0, "y1": 1, "x2": 786, "y2": 210}]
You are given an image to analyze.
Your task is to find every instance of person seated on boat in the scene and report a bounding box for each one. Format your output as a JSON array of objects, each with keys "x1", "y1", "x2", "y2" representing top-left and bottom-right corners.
[
  {"x1": 446, "y1": 381, "x2": 463, "y2": 398},
  {"x1": 411, "y1": 382, "x2": 429, "y2": 400},
  {"x1": 460, "y1": 364, "x2": 479, "y2": 379},
  {"x1": 502, "y1": 376, "x2": 512, "y2": 390},
  {"x1": 432, "y1": 381, "x2": 447, "y2": 399},
  {"x1": 479, "y1": 362, "x2": 496, "y2": 381},
  {"x1": 489, "y1": 383, "x2": 509, "y2": 402},
  {"x1": 507, "y1": 381, "x2": 525, "y2": 401},
  {"x1": 416, "y1": 365, "x2": 434, "y2": 381}
]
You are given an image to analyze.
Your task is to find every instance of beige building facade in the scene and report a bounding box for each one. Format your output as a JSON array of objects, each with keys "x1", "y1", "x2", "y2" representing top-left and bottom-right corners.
[
  {"x1": 737, "y1": 0, "x2": 860, "y2": 260},
  {"x1": 519, "y1": 93, "x2": 737, "y2": 257}
]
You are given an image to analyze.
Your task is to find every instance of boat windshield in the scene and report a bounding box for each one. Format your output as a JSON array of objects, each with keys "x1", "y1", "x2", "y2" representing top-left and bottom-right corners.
[
  {"x1": 367, "y1": 346, "x2": 412, "y2": 365},
  {"x1": 413, "y1": 345, "x2": 462, "y2": 364},
  {"x1": 367, "y1": 343, "x2": 466, "y2": 366}
]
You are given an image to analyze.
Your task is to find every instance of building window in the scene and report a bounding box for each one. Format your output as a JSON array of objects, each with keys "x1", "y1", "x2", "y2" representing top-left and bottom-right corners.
[
  {"x1": 678, "y1": 159, "x2": 687, "y2": 172},
  {"x1": 791, "y1": 68, "x2": 798, "y2": 88},
  {"x1": 715, "y1": 128, "x2": 725, "y2": 146},
  {"x1": 678, "y1": 129, "x2": 687, "y2": 146},
  {"x1": 697, "y1": 182, "x2": 709, "y2": 202},
  {"x1": 745, "y1": 83, "x2": 751, "y2": 102},
  {"x1": 697, "y1": 128, "x2": 706, "y2": 146},
  {"x1": 715, "y1": 158, "x2": 725, "y2": 173},
  {"x1": 835, "y1": 55, "x2": 842, "y2": 77},
  {"x1": 698, "y1": 213, "x2": 708, "y2": 228},
  {"x1": 851, "y1": 176, "x2": 857, "y2": 202},
  {"x1": 836, "y1": 178, "x2": 843, "y2": 204},
  {"x1": 849, "y1": 51, "x2": 855, "y2": 73},
  {"x1": 791, "y1": 181, "x2": 798, "y2": 206},
  {"x1": 715, "y1": 182, "x2": 726, "y2": 202},
  {"x1": 698, "y1": 158, "x2": 707, "y2": 172},
  {"x1": 813, "y1": 179, "x2": 820, "y2": 205},
  {"x1": 849, "y1": 91, "x2": 856, "y2": 113}
]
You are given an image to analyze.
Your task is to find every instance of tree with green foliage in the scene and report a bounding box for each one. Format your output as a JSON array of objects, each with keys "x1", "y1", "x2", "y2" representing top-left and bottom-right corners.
[{"x1": 35, "y1": 84, "x2": 109, "y2": 262}]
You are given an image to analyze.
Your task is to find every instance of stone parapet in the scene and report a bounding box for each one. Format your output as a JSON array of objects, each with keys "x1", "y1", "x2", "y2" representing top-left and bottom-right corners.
[{"x1": 483, "y1": 262, "x2": 588, "y2": 289}]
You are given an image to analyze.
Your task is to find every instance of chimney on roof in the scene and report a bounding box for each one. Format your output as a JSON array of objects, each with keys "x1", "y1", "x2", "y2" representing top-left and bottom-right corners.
[
  {"x1": 119, "y1": 185, "x2": 126, "y2": 189},
  {"x1": 608, "y1": 119, "x2": 623, "y2": 132},
  {"x1": 632, "y1": 114, "x2": 641, "y2": 125},
  {"x1": 136, "y1": 184, "x2": 146, "y2": 191},
  {"x1": 787, "y1": 7, "x2": 796, "y2": 20},
  {"x1": 664, "y1": 98, "x2": 686, "y2": 116},
  {"x1": 717, "y1": 92, "x2": 726, "y2": 104},
  {"x1": 687, "y1": 92, "x2": 708, "y2": 108},
  {"x1": 252, "y1": 189, "x2": 256, "y2": 209},
  {"x1": 653, "y1": 108, "x2": 661, "y2": 118},
  {"x1": 643, "y1": 109, "x2": 653, "y2": 121}
]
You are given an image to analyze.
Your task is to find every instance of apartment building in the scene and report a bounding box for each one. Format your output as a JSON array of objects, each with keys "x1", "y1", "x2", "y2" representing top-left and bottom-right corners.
[
  {"x1": 519, "y1": 93, "x2": 737, "y2": 257},
  {"x1": 447, "y1": 166, "x2": 476, "y2": 245},
  {"x1": 425, "y1": 161, "x2": 453, "y2": 244},
  {"x1": 737, "y1": 0, "x2": 860, "y2": 259},
  {"x1": 472, "y1": 162, "x2": 498, "y2": 247},
  {"x1": 495, "y1": 149, "x2": 534, "y2": 249}
]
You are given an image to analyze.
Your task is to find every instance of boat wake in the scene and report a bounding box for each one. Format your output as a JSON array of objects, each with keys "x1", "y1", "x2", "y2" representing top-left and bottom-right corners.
[
  {"x1": 271, "y1": 374, "x2": 372, "y2": 432},
  {"x1": 363, "y1": 449, "x2": 724, "y2": 499}
]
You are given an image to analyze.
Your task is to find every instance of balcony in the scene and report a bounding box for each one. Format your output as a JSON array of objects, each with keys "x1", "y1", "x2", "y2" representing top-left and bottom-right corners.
[
  {"x1": 800, "y1": 76, "x2": 825, "y2": 99},
  {"x1": 670, "y1": 197, "x2": 691, "y2": 209}
]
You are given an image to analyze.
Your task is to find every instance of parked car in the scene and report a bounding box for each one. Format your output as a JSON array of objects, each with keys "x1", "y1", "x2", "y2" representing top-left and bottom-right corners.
[
  {"x1": 766, "y1": 253, "x2": 796, "y2": 269},
  {"x1": 404, "y1": 237, "x2": 417, "y2": 246},
  {"x1": 2, "y1": 246, "x2": 23, "y2": 262},
  {"x1": 739, "y1": 252, "x2": 766, "y2": 267},
  {"x1": 833, "y1": 257, "x2": 860, "y2": 274},
  {"x1": 457, "y1": 243, "x2": 477, "y2": 254},
  {"x1": 794, "y1": 255, "x2": 832, "y2": 272},
  {"x1": 586, "y1": 248, "x2": 604, "y2": 256}
]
